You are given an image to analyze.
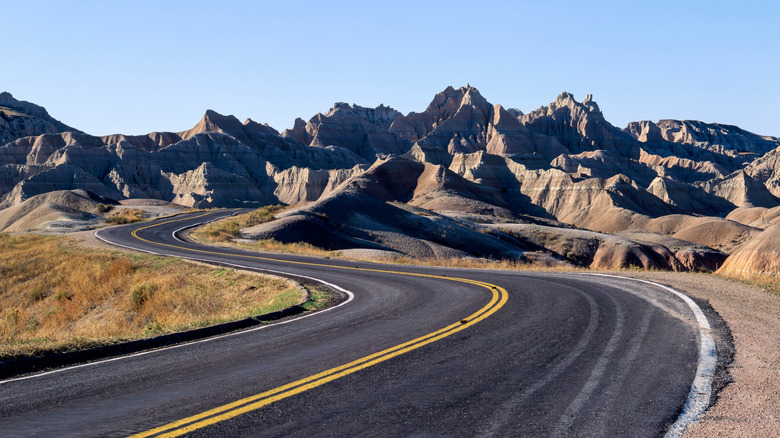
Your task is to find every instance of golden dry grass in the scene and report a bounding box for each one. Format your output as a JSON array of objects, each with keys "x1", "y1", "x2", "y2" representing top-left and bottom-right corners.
[
  {"x1": 0, "y1": 233, "x2": 304, "y2": 358},
  {"x1": 338, "y1": 253, "x2": 585, "y2": 272},
  {"x1": 716, "y1": 272, "x2": 780, "y2": 297},
  {"x1": 105, "y1": 208, "x2": 146, "y2": 224},
  {"x1": 0, "y1": 107, "x2": 27, "y2": 118},
  {"x1": 193, "y1": 205, "x2": 286, "y2": 242},
  {"x1": 240, "y1": 239, "x2": 332, "y2": 257}
]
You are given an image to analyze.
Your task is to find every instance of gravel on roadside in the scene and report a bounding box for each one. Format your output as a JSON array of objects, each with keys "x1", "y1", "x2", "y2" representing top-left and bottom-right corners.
[{"x1": 612, "y1": 271, "x2": 779, "y2": 438}]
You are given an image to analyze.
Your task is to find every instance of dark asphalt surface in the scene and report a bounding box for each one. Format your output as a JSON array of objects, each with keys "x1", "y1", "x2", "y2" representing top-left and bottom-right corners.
[{"x1": 0, "y1": 210, "x2": 702, "y2": 437}]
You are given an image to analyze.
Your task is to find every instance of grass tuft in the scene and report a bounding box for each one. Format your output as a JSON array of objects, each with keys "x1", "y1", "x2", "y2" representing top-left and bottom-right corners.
[
  {"x1": 129, "y1": 283, "x2": 158, "y2": 310},
  {"x1": 29, "y1": 288, "x2": 47, "y2": 303}
]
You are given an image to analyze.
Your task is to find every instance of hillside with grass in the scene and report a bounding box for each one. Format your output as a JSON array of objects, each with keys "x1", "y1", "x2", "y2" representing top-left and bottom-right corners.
[{"x1": 0, "y1": 233, "x2": 307, "y2": 358}]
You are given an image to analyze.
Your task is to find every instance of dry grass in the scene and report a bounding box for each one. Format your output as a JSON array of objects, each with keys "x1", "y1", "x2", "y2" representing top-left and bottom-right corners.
[
  {"x1": 716, "y1": 272, "x2": 780, "y2": 297},
  {"x1": 105, "y1": 208, "x2": 146, "y2": 225},
  {"x1": 241, "y1": 239, "x2": 332, "y2": 257},
  {"x1": 338, "y1": 253, "x2": 585, "y2": 272},
  {"x1": 0, "y1": 233, "x2": 305, "y2": 358},
  {"x1": 193, "y1": 205, "x2": 286, "y2": 242},
  {"x1": 0, "y1": 107, "x2": 27, "y2": 118}
]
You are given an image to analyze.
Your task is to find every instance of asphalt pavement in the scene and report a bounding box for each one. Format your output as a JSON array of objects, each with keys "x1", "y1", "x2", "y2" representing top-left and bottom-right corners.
[{"x1": 0, "y1": 210, "x2": 709, "y2": 437}]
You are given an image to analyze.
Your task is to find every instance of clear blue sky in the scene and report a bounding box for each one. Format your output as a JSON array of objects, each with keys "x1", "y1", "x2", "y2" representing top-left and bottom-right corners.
[{"x1": 2, "y1": 0, "x2": 778, "y2": 136}]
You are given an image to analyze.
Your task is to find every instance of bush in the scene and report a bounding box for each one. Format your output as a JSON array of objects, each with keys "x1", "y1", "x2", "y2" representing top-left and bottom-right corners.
[
  {"x1": 129, "y1": 283, "x2": 158, "y2": 310},
  {"x1": 96, "y1": 203, "x2": 113, "y2": 213},
  {"x1": 29, "y1": 288, "x2": 46, "y2": 302},
  {"x1": 105, "y1": 208, "x2": 145, "y2": 225},
  {"x1": 106, "y1": 216, "x2": 131, "y2": 225}
]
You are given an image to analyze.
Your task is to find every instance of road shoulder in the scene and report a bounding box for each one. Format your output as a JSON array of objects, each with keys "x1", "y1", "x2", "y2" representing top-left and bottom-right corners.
[{"x1": 612, "y1": 271, "x2": 779, "y2": 437}]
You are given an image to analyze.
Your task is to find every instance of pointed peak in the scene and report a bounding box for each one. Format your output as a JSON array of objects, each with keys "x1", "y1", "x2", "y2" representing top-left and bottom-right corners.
[
  {"x1": 199, "y1": 109, "x2": 243, "y2": 129},
  {"x1": 555, "y1": 91, "x2": 575, "y2": 104},
  {"x1": 582, "y1": 93, "x2": 600, "y2": 112},
  {"x1": 492, "y1": 104, "x2": 516, "y2": 119},
  {"x1": 293, "y1": 117, "x2": 306, "y2": 129},
  {"x1": 181, "y1": 109, "x2": 245, "y2": 139},
  {"x1": 461, "y1": 86, "x2": 487, "y2": 107},
  {"x1": 0, "y1": 91, "x2": 17, "y2": 102},
  {"x1": 0, "y1": 91, "x2": 79, "y2": 134},
  {"x1": 552, "y1": 91, "x2": 600, "y2": 113}
]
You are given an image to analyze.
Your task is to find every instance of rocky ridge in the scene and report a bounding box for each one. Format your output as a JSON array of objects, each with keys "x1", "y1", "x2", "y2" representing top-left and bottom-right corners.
[
  {"x1": 1, "y1": 87, "x2": 778, "y2": 275},
  {"x1": 0, "y1": 92, "x2": 80, "y2": 145}
]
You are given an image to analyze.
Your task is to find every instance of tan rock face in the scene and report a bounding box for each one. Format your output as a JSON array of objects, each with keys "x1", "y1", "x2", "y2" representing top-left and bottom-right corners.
[
  {"x1": 700, "y1": 170, "x2": 780, "y2": 209},
  {"x1": 718, "y1": 224, "x2": 780, "y2": 279},
  {"x1": 726, "y1": 206, "x2": 780, "y2": 229},
  {"x1": 0, "y1": 92, "x2": 79, "y2": 144},
  {"x1": 627, "y1": 119, "x2": 780, "y2": 155},
  {"x1": 625, "y1": 120, "x2": 779, "y2": 180},
  {"x1": 2, "y1": 87, "x2": 779, "y2": 274},
  {"x1": 0, "y1": 109, "x2": 365, "y2": 208},
  {"x1": 743, "y1": 146, "x2": 780, "y2": 197},
  {"x1": 520, "y1": 92, "x2": 640, "y2": 159},
  {"x1": 638, "y1": 148, "x2": 727, "y2": 182},
  {"x1": 282, "y1": 103, "x2": 409, "y2": 160},
  {"x1": 647, "y1": 176, "x2": 733, "y2": 215},
  {"x1": 268, "y1": 164, "x2": 366, "y2": 205}
]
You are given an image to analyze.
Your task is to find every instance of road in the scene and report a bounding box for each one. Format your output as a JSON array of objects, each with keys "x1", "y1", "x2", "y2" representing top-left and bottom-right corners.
[{"x1": 0, "y1": 210, "x2": 713, "y2": 437}]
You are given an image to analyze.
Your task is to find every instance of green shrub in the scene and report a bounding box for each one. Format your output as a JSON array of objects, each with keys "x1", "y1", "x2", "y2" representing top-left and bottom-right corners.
[
  {"x1": 29, "y1": 288, "x2": 47, "y2": 302},
  {"x1": 129, "y1": 283, "x2": 158, "y2": 310}
]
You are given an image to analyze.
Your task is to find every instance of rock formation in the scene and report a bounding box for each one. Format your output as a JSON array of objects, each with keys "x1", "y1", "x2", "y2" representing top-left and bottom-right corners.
[
  {"x1": 2, "y1": 87, "x2": 779, "y2": 273},
  {"x1": 743, "y1": 145, "x2": 780, "y2": 197},
  {"x1": 0, "y1": 106, "x2": 366, "y2": 208},
  {"x1": 718, "y1": 224, "x2": 780, "y2": 280},
  {"x1": 282, "y1": 103, "x2": 410, "y2": 160},
  {"x1": 520, "y1": 92, "x2": 640, "y2": 159},
  {"x1": 0, "y1": 92, "x2": 80, "y2": 144},
  {"x1": 626, "y1": 119, "x2": 780, "y2": 156}
]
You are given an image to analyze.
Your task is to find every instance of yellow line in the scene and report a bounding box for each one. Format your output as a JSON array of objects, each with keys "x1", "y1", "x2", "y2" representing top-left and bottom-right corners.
[{"x1": 125, "y1": 210, "x2": 509, "y2": 438}]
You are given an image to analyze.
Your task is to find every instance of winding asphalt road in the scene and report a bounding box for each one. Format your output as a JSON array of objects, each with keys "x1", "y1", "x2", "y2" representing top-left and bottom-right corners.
[{"x1": 0, "y1": 210, "x2": 714, "y2": 437}]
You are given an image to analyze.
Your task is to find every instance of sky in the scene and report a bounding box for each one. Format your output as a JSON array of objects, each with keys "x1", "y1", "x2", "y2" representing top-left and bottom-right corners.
[{"x1": 1, "y1": 0, "x2": 778, "y2": 137}]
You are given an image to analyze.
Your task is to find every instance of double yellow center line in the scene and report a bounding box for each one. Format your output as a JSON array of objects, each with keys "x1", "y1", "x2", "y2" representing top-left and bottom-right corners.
[{"x1": 125, "y1": 211, "x2": 508, "y2": 437}]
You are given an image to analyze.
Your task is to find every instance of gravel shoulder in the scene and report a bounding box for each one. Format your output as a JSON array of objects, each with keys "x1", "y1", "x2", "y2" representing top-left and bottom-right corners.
[{"x1": 612, "y1": 271, "x2": 779, "y2": 437}]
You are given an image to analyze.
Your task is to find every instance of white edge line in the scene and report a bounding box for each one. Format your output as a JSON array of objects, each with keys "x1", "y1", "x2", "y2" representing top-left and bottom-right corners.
[
  {"x1": 587, "y1": 273, "x2": 715, "y2": 438},
  {"x1": 0, "y1": 220, "x2": 355, "y2": 385}
]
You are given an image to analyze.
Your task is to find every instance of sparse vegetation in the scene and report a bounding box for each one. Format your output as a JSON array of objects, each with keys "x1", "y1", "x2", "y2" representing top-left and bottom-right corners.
[
  {"x1": 193, "y1": 205, "x2": 286, "y2": 242},
  {"x1": 96, "y1": 203, "x2": 113, "y2": 213},
  {"x1": 301, "y1": 286, "x2": 330, "y2": 311},
  {"x1": 0, "y1": 233, "x2": 308, "y2": 358},
  {"x1": 719, "y1": 274, "x2": 780, "y2": 297},
  {"x1": 246, "y1": 239, "x2": 332, "y2": 256},
  {"x1": 105, "y1": 208, "x2": 146, "y2": 224}
]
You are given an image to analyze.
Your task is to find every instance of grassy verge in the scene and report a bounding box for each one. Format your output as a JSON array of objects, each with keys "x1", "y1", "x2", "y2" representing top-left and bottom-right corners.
[
  {"x1": 105, "y1": 208, "x2": 146, "y2": 225},
  {"x1": 192, "y1": 205, "x2": 286, "y2": 242},
  {"x1": 717, "y1": 273, "x2": 780, "y2": 297},
  {"x1": 0, "y1": 233, "x2": 313, "y2": 358},
  {"x1": 189, "y1": 205, "x2": 334, "y2": 257},
  {"x1": 234, "y1": 239, "x2": 332, "y2": 257}
]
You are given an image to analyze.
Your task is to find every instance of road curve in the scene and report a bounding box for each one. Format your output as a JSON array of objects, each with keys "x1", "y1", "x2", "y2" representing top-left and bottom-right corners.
[{"x1": 0, "y1": 210, "x2": 712, "y2": 437}]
